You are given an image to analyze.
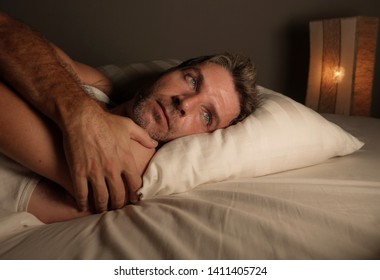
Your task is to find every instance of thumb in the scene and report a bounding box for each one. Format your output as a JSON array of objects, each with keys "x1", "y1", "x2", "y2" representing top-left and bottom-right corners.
[{"x1": 128, "y1": 120, "x2": 158, "y2": 148}]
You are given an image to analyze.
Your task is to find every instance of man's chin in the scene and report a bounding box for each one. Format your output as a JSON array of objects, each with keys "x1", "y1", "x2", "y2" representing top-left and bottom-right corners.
[{"x1": 145, "y1": 128, "x2": 173, "y2": 145}]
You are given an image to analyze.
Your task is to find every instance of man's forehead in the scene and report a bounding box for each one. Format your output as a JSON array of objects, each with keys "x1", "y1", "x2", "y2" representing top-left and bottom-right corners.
[{"x1": 199, "y1": 63, "x2": 234, "y2": 89}]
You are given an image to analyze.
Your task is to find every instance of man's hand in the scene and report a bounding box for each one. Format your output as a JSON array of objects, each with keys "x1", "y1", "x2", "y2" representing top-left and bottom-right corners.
[
  {"x1": 62, "y1": 105, "x2": 157, "y2": 212},
  {"x1": 0, "y1": 12, "x2": 158, "y2": 212},
  {"x1": 0, "y1": 12, "x2": 159, "y2": 212}
]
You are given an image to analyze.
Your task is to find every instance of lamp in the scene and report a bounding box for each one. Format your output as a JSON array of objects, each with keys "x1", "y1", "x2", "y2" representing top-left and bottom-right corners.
[{"x1": 306, "y1": 16, "x2": 379, "y2": 116}]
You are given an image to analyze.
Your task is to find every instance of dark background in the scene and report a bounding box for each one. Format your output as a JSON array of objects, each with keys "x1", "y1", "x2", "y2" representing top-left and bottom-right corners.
[{"x1": 1, "y1": 0, "x2": 379, "y2": 116}]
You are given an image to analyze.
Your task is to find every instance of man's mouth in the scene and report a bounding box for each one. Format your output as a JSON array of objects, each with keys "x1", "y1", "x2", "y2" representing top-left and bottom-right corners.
[{"x1": 156, "y1": 100, "x2": 170, "y2": 129}]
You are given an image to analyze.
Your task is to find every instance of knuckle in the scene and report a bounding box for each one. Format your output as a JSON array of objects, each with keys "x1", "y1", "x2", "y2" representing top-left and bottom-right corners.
[
  {"x1": 75, "y1": 190, "x2": 87, "y2": 200},
  {"x1": 72, "y1": 164, "x2": 87, "y2": 177},
  {"x1": 103, "y1": 162, "x2": 117, "y2": 178},
  {"x1": 111, "y1": 195, "x2": 125, "y2": 209},
  {"x1": 94, "y1": 192, "x2": 109, "y2": 212},
  {"x1": 111, "y1": 193, "x2": 124, "y2": 204},
  {"x1": 106, "y1": 179, "x2": 126, "y2": 206},
  {"x1": 96, "y1": 193, "x2": 108, "y2": 204},
  {"x1": 87, "y1": 164, "x2": 101, "y2": 179},
  {"x1": 122, "y1": 151, "x2": 133, "y2": 161}
]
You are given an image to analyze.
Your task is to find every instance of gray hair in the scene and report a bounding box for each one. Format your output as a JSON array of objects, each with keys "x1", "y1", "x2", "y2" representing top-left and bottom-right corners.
[{"x1": 172, "y1": 53, "x2": 258, "y2": 124}]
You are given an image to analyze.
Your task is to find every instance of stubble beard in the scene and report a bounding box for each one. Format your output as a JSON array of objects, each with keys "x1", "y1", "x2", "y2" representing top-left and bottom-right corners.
[
  {"x1": 132, "y1": 93, "x2": 172, "y2": 144},
  {"x1": 131, "y1": 79, "x2": 183, "y2": 144}
]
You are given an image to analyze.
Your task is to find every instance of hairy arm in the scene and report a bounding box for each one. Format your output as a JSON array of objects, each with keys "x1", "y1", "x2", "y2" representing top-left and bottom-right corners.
[
  {"x1": 0, "y1": 12, "x2": 157, "y2": 211},
  {"x1": 0, "y1": 82, "x2": 155, "y2": 199}
]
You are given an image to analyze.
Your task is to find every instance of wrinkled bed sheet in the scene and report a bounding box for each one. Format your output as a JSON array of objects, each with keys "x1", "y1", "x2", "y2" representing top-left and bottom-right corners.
[{"x1": 0, "y1": 115, "x2": 379, "y2": 259}]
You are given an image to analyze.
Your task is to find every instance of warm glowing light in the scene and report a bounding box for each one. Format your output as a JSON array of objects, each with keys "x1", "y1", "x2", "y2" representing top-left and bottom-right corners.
[
  {"x1": 307, "y1": 17, "x2": 378, "y2": 116},
  {"x1": 333, "y1": 67, "x2": 345, "y2": 82}
]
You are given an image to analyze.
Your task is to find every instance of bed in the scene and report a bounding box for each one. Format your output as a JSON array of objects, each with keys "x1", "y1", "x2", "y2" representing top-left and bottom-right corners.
[{"x1": 0, "y1": 60, "x2": 379, "y2": 260}]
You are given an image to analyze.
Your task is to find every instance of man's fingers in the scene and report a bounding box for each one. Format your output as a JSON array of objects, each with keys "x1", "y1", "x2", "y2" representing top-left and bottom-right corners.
[
  {"x1": 64, "y1": 115, "x2": 147, "y2": 213},
  {"x1": 106, "y1": 175, "x2": 127, "y2": 210},
  {"x1": 122, "y1": 165, "x2": 142, "y2": 204},
  {"x1": 128, "y1": 120, "x2": 158, "y2": 148},
  {"x1": 73, "y1": 176, "x2": 89, "y2": 211},
  {"x1": 90, "y1": 177, "x2": 109, "y2": 213},
  {"x1": 125, "y1": 175, "x2": 141, "y2": 204}
]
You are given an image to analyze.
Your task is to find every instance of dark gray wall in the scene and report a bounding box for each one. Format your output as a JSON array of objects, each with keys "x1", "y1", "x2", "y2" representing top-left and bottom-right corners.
[{"x1": 1, "y1": 0, "x2": 380, "y2": 115}]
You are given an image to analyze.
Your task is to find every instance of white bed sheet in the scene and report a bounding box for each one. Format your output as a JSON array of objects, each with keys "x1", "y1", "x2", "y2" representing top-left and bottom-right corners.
[{"x1": 0, "y1": 114, "x2": 379, "y2": 259}]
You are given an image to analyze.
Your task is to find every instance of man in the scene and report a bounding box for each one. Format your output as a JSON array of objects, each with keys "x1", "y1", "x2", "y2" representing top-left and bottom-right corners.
[{"x1": 0, "y1": 12, "x2": 257, "y2": 221}]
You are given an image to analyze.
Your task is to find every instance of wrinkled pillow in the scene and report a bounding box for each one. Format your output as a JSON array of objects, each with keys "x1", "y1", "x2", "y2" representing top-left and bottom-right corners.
[{"x1": 140, "y1": 86, "x2": 363, "y2": 198}]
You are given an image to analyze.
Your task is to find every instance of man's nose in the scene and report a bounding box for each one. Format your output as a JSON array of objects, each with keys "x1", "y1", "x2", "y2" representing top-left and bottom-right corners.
[{"x1": 173, "y1": 95, "x2": 200, "y2": 116}]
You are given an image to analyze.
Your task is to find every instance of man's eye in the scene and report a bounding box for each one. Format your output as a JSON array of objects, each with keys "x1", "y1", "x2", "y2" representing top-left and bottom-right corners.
[
  {"x1": 203, "y1": 110, "x2": 212, "y2": 126},
  {"x1": 185, "y1": 74, "x2": 197, "y2": 90}
]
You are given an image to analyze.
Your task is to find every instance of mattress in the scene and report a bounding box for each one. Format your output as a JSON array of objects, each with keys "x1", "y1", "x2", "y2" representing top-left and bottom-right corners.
[{"x1": 0, "y1": 114, "x2": 379, "y2": 259}]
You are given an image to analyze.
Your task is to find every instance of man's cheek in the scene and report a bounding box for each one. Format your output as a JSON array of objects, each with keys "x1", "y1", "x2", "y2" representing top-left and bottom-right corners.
[{"x1": 175, "y1": 118, "x2": 198, "y2": 136}]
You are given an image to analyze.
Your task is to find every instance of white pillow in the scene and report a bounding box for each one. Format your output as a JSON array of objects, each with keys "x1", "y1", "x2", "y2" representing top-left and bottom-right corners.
[
  {"x1": 139, "y1": 86, "x2": 364, "y2": 199},
  {"x1": 98, "y1": 61, "x2": 363, "y2": 199}
]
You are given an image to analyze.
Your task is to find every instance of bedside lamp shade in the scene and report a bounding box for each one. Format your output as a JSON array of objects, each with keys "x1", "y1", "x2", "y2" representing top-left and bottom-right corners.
[{"x1": 306, "y1": 17, "x2": 378, "y2": 116}]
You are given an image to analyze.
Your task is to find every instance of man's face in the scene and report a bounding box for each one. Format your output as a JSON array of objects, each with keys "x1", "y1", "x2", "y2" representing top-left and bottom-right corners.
[{"x1": 130, "y1": 63, "x2": 240, "y2": 143}]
